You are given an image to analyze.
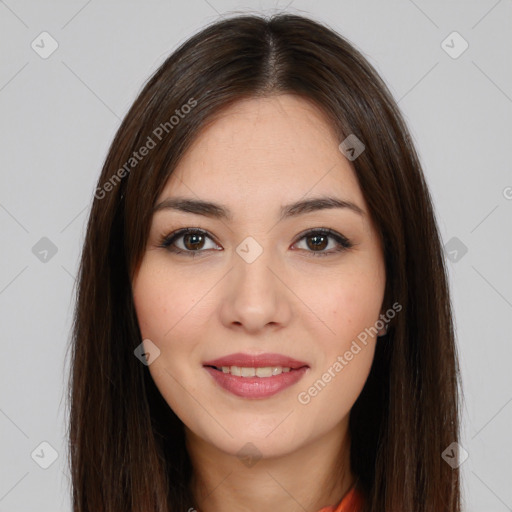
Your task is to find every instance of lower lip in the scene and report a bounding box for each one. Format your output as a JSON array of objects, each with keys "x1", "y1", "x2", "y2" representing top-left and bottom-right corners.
[{"x1": 204, "y1": 366, "x2": 309, "y2": 399}]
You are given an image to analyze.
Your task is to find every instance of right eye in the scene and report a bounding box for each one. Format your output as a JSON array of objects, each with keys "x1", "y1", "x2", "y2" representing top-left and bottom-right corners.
[{"x1": 159, "y1": 228, "x2": 222, "y2": 257}]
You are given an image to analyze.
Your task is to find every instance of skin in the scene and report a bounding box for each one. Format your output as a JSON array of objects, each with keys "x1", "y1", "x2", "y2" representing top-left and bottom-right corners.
[{"x1": 132, "y1": 94, "x2": 387, "y2": 512}]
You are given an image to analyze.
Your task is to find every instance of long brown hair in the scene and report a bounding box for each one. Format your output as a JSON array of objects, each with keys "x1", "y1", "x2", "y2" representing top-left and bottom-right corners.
[{"x1": 66, "y1": 12, "x2": 462, "y2": 512}]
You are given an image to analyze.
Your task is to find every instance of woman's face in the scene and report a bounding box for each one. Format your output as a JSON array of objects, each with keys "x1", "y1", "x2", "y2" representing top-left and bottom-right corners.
[{"x1": 132, "y1": 94, "x2": 386, "y2": 459}]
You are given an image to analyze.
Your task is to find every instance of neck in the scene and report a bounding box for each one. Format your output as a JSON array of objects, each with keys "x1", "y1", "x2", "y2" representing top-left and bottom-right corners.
[{"x1": 186, "y1": 419, "x2": 355, "y2": 512}]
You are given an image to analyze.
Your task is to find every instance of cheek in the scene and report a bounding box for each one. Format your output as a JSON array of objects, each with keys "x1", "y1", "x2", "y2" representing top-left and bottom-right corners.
[
  {"x1": 300, "y1": 282, "x2": 379, "y2": 414},
  {"x1": 322, "y1": 276, "x2": 382, "y2": 397},
  {"x1": 132, "y1": 262, "x2": 203, "y2": 416},
  {"x1": 132, "y1": 260, "x2": 201, "y2": 340},
  {"x1": 308, "y1": 273, "x2": 383, "y2": 341}
]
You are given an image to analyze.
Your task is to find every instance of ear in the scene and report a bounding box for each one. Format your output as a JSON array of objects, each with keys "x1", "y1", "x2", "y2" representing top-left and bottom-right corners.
[
  {"x1": 376, "y1": 310, "x2": 389, "y2": 337},
  {"x1": 377, "y1": 322, "x2": 388, "y2": 337}
]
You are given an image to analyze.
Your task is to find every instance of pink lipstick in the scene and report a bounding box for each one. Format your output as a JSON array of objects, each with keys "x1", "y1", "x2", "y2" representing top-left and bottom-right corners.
[{"x1": 203, "y1": 352, "x2": 309, "y2": 399}]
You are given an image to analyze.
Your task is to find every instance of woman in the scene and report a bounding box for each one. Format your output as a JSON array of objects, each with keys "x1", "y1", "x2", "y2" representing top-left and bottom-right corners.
[{"x1": 67, "y1": 13, "x2": 463, "y2": 512}]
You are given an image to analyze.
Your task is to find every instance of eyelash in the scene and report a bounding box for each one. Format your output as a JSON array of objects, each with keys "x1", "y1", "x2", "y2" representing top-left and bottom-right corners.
[{"x1": 158, "y1": 227, "x2": 353, "y2": 258}]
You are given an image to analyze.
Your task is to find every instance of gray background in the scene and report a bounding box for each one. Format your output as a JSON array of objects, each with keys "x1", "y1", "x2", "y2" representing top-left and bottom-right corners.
[{"x1": 1, "y1": 1, "x2": 511, "y2": 511}]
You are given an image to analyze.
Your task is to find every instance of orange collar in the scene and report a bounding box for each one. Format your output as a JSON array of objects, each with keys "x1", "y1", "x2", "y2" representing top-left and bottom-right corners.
[
  {"x1": 194, "y1": 483, "x2": 364, "y2": 512},
  {"x1": 316, "y1": 485, "x2": 364, "y2": 512}
]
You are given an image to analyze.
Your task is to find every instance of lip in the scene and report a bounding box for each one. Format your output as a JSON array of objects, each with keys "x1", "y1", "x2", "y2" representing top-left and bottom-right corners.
[
  {"x1": 202, "y1": 352, "x2": 309, "y2": 369},
  {"x1": 202, "y1": 352, "x2": 310, "y2": 400},
  {"x1": 204, "y1": 366, "x2": 309, "y2": 399}
]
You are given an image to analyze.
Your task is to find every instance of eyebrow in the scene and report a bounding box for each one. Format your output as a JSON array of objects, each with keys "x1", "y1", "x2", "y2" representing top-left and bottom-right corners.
[{"x1": 152, "y1": 195, "x2": 365, "y2": 221}]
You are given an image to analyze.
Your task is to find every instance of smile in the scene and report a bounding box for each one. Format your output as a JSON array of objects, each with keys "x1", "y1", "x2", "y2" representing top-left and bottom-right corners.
[
  {"x1": 203, "y1": 365, "x2": 308, "y2": 399},
  {"x1": 213, "y1": 365, "x2": 292, "y2": 377}
]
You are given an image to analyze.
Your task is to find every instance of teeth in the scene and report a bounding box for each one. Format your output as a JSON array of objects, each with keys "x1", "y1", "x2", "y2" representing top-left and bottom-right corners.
[
  {"x1": 220, "y1": 366, "x2": 292, "y2": 377},
  {"x1": 241, "y1": 367, "x2": 255, "y2": 377}
]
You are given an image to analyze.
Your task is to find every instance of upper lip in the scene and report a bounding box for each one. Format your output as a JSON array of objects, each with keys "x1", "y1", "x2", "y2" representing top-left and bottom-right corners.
[{"x1": 203, "y1": 352, "x2": 309, "y2": 369}]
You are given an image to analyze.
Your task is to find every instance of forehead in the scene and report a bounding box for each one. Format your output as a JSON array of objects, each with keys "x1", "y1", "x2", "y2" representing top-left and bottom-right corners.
[{"x1": 158, "y1": 94, "x2": 366, "y2": 212}]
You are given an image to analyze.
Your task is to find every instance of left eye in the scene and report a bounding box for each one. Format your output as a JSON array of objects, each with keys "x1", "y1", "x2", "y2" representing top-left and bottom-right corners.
[
  {"x1": 292, "y1": 229, "x2": 353, "y2": 256},
  {"x1": 159, "y1": 228, "x2": 353, "y2": 257}
]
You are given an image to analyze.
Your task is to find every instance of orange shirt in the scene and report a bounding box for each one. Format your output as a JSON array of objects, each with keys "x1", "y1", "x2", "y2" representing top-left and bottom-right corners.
[
  {"x1": 194, "y1": 483, "x2": 364, "y2": 512},
  {"x1": 316, "y1": 485, "x2": 364, "y2": 512}
]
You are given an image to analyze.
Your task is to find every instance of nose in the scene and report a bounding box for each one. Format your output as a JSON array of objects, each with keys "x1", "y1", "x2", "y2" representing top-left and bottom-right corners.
[{"x1": 219, "y1": 246, "x2": 293, "y2": 334}]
